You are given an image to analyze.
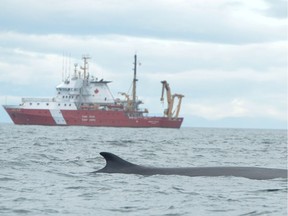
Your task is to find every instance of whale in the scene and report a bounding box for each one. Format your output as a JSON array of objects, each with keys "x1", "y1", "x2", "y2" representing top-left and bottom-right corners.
[{"x1": 94, "y1": 152, "x2": 287, "y2": 180}]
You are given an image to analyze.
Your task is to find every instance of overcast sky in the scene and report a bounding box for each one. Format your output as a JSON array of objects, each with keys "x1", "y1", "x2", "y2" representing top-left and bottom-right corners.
[{"x1": 0, "y1": 0, "x2": 287, "y2": 129}]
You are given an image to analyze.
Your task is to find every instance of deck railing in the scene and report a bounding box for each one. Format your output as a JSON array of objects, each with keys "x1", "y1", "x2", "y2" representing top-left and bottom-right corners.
[{"x1": 22, "y1": 98, "x2": 55, "y2": 103}]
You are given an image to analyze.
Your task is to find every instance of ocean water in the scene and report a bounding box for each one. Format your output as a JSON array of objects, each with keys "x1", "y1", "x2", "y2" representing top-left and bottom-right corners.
[{"x1": 0, "y1": 124, "x2": 287, "y2": 216}]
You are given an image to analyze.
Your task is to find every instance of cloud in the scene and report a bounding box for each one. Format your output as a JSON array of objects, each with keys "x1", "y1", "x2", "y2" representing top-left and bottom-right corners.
[
  {"x1": 185, "y1": 97, "x2": 286, "y2": 121},
  {"x1": 0, "y1": 48, "x2": 61, "y2": 87},
  {"x1": 1, "y1": 0, "x2": 286, "y2": 43},
  {"x1": 262, "y1": 0, "x2": 287, "y2": 19},
  {"x1": 1, "y1": 31, "x2": 286, "y2": 72}
]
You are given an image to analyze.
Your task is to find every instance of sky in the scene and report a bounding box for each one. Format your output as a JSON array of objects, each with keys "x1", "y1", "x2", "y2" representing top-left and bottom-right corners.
[{"x1": 0, "y1": 0, "x2": 287, "y2": 129}]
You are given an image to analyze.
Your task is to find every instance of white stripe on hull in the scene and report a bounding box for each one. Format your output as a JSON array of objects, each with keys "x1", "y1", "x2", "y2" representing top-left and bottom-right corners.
[{"x1": 49, "y1": 110, "x2": 67, "y2": 125}]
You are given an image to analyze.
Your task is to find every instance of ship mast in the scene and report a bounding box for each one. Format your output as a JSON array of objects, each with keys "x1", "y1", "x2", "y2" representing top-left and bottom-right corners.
[
  {"x1": 81, "y1": 55, "x2": 90, "y2": 79},
  {"x1": 132, "y1": 54, "x2": 138, "y2": 111}
]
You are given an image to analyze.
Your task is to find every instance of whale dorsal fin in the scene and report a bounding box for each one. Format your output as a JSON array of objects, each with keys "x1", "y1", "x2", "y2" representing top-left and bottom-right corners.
[{"x1": 97, "y1": 152, "x2": 137, "y2": 173}]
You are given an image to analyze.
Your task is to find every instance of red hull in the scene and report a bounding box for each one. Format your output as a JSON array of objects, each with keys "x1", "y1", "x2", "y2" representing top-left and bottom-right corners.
[{"x1": 4, "y1": 107, "x2": 183, "y2": 128}]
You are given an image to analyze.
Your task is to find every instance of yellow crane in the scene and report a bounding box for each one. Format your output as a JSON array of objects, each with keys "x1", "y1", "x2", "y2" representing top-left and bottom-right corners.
[
  {"x1": 160, "y1": 80, "x2": 184, "y2": 119},
  {"x1": 119, "y1": 92, "x2": 133, "y2": 111}
]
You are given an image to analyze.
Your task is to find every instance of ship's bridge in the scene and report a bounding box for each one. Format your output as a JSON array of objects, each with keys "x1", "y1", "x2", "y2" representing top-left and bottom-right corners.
[
  {"x1": 55, "y1": 78, "x2": 82, "y2": 102},
  {"x1": 54, "y1": 77, "x2": 115, "y2": 105},
  {"x1": 56, "y1": 78, "x2": 83, "y2": 95}
]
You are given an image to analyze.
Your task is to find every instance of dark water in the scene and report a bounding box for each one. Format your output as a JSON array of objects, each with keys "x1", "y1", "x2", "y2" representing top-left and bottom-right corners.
[{"x1": 0, "y1": 124, "x2": 287, "y2": 216}]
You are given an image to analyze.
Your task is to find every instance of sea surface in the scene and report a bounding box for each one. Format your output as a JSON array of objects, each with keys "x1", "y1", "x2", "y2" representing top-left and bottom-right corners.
[{"x1": 0, "y1": 124, "x2": 287, "y2": 216}]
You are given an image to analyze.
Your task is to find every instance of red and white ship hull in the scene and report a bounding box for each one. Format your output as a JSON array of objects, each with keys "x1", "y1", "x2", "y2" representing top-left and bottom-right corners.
[
  {"x1": 3, "y1": 55, "x2": 184, "y2": 128},
  {"x1": 4, "y1": 106, "x2": 183, "y2": 128}
]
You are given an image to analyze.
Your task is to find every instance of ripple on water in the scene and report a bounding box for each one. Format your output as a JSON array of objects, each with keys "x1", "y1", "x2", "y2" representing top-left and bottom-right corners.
[{"x1": 0, "y1": 125, "x2": 287, "y2": 216}]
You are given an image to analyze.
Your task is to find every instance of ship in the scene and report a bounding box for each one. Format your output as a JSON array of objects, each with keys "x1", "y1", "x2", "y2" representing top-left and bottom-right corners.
[{"x1": 3, "y1": 55, "x2": 184, "y2": 128}]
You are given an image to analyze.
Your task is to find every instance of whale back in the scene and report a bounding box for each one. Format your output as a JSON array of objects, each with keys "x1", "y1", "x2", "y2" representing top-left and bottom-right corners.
[{"x1": 94, "y1": 152, "x2": 287, "y2": 179}]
